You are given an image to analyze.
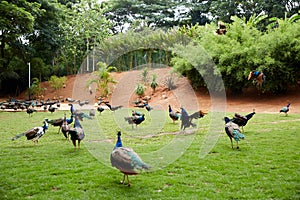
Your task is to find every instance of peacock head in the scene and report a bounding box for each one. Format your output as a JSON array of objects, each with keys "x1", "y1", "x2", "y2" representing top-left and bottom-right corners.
[
  {"x1": 224, "y1": 117, "x2": 230, "y2": 124},
  {"x1": 117, "y1": 131, "x2": 121, "y2": 137}
]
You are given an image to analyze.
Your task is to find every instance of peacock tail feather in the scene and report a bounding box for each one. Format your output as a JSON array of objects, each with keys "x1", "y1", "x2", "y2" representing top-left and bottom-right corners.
[
  {"x1": 111, "y1": 147, "x2": 150, "y2": 174},
  {"x1": 12, "y1": 133, "x2": 25, "y2": 140},
  {"x1": 232, "y1": 129, "x2": 245, "y2": 141}
]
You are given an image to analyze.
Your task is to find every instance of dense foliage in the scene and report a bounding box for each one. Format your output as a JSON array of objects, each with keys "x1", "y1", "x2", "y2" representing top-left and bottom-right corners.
[
  {"x1": 0, "y1": 0, "x2": 299, "y2": 96},
  {"x1": 171, "y1": 13, "x2": 300, "y2": 93}
]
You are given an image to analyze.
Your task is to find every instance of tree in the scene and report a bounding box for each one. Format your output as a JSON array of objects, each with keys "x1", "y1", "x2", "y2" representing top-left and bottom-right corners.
[
  {"x1": 59, "y1": 0, "x2": 111, "y2": 74},
  {"x1": 0, "y1": 1, "x2": 36, "y2": 93}
]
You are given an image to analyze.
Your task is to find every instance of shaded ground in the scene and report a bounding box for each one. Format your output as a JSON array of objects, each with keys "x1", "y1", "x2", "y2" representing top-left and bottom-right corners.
[{"x1": 13, "y1": 68, "x2": 300, "y2": 114}]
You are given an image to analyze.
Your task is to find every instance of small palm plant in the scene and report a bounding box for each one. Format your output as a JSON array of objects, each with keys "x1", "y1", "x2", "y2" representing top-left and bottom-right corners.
[
  {"x1": 150, "y1": 74, "x2": 158, "y2": 93},
  {"x1": 87, "y1": 62, "x2": 117, "y2": 98},
  {"x1": 135, "y1": 83, "x2": 146, "y2": 97}
]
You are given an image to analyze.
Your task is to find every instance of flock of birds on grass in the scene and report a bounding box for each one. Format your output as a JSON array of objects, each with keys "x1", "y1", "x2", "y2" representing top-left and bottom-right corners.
[{"x1": 3, "y1": 95, "x2": 292, "y2": 186}]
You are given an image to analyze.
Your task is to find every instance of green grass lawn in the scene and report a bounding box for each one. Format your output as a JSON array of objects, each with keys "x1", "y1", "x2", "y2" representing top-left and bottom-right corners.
[{"x1": 0, "y1": 110, "x2": 299, "y2": 199}]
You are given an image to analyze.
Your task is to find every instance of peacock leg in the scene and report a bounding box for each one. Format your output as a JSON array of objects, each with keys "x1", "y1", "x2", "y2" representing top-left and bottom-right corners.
[
  {"x1": 121, "y1": 174, "x2": 126, "y2": 184},
  {"x1": 230, "y1": 138, "x2": 233, "y2": 149},
  {"x1": 127, "y1": 175, "x2": 131, "y2": 187},
  {"x1": 72, "y1": 140, "x2": 76, "y2": 150},
  {"x1": 236, "y1": 141, "x2": 239, "y2": 149},
  {"x1": 78, "y1": 140, "x2": 81, "y2": 149}
]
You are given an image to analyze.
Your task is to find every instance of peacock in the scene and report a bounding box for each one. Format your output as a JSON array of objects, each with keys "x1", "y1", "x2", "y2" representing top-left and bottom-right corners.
[
  {"x1": 48, "y1": 104, "x2": 57, "y2": 113},
  {"x1": 89, "y1": 109, "x2": 96, "y2": 118},
  {"x1": 68, "y1": 116, "x2": 85, "y2": 150},
  {"x1": 168, "y1": 105, "x2": 181, "y2": 123},
  {"x1": 110, "y1": 131, "x2": 150, "y2": 186},
  {"x1": 105, "y1": 103, "x2": 123, "y2": 112},
  {"x1": 231, "y1": 109, "x2": 256, "y2": 132},
  {"x1": 180, "y1": 107, "x2": 207, "y2": 130},
  {"x1": 61, "y1": 113, "x2": 70, "y2": 139},
  {"x1": 12, "y1": 119, "x2": 49, "y2": 144},
  {"x1": 46, "y1": 114, "x2": 73, "y2": 133},
  {"x1": 280, "y1": 102, "x2": 290, "y2": 116},
  {"x1": 134, "y1": 101, "x2": 153, "y2": 111},
  {"x1": 224, "y1": 117, "x2": 245, "y2": 149},
  {"x1": 26, "y1": 107, "x2": 37, "y2": 117},
  {"x1": 97, "y1": 106, "x2": 105, "y2": 115},
  {"x1": 124, "y1": 112, "x2": 145, "y2": 129}
]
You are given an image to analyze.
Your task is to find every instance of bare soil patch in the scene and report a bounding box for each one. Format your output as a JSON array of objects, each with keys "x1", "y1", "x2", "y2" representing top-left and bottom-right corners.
[{"x1": 13, "y1": 68, "x2": 300, "y2": 114}]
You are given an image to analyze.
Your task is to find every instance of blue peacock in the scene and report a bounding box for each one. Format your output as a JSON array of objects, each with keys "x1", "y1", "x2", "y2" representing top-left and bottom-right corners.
[
  {"x1": 68, "y1": 116, "x2": 85, "y2": 150},
  {"x1": 224, "y1": 117, "x2": 245, "y2": 149},
  {"x1": 12, "y1": 119, "x2": 49, "y2": 144},
  {"x1": 280, "y1": 102, "x2": 291, "y2": 116},
  {"x1": 168, "y1": 105, "x2": 181, "y2": 123},
  {"x1": 110, "y1": 131, "x2": 150, "y2": 186}
]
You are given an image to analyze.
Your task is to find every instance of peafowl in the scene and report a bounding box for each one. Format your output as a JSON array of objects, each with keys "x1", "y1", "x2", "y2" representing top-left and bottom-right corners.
[
  {"x1": 168, "y1": 105, "x2": 181, "y2": 123},
  {"x1": 180, "y1": 107, "x2": 207, "y2": 130},
  {"x1": 97, "y1": 106, "x2": 105, "y2": 115},
  {"x1": 134, "y1": 101, "x2": 153, "y2": 111},
  {"x1": 110, "y1": 131, "x2": 150, "y2": 186},
  {"x1": 48, "y1": 104, "x2": 57, "y2": 113},
  {"x1": 89, "y1": 109, "x2": 96, "y2": 118},
  {"x1": 69, "y1": 103, "x2": 75, "y2": 115},
  {"x1": 46, "y1": 114, "x2": 73, "y2": 133},
  {"x1": 105, "y1": 103, "x2": 123, "y2": 112},
  {"x1": 74, "y1": 110, "x2": 92, "y2": 121},
  {"x1": 224, "y1": 117, "x2": 245, "y2": 149},
  {"x1": 68, "y1": 116, "x2": 85, "y2": 150},
  {"x1": 12, "y1": 119, "x2": 48, "y2": 144},
  {"x1": 280, "y1": 102, "x2": 290, "y2": 116},
  {"x1": 61, "y1": 113, "x2": 70, "y2": 139},
  {"x1": 144, "y1": 102, "x2": 153, "y2": 112},
  {"x1": 231, "y1": 109, "x2": 256, "y2": 132},
  {"x1": 124, "y1": 113, "x2": 145, "y2": 129},
  {"x1": 26, "y1": 107, "x2": 37, "y2": 117}
]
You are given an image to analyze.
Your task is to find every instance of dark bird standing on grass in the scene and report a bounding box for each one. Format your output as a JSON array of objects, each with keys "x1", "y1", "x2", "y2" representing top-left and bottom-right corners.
[
  {"x1": 97, "y1": 106, "x2": 105, "y2": 115},
  {"x1": 61, "y1": 114, "x2": 70, "y2": 139},
  {"x1": 46, "y1": 114, "x2": 73, "y2": 133},
  {"x1": 12, "y1": 119, "x2": 48, "y2": 144},
  {"x1": 26, "y1": 107, "x2": 37, "y2": 117},
  {"x1": 48, "y1": 104, "x2": 57, "y2": 113},
  {"x1": 180, "y1": 107, "x2": 207, "y2": 130},
  {"x1": 280, "y1": 102, "x2": 290, "y2": 116},
  {"x1": 168, "y1": 105, "x2": 181, "y2": 123},
  {"x1": 224, "y1": 117, "x2": 245, "y2": 149},
  {"x1": 68, "y1": 116, "x2": 85, "y2": 150},
  {"x1": 231, "y1": 109, "x2": 256, "y2": 132},
  {"x1": 124, "y1": 112, "x2": 145, "y2": 128},
  {"x1": 110, "y1": 131, "x2": 150, "y2": 186}
]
